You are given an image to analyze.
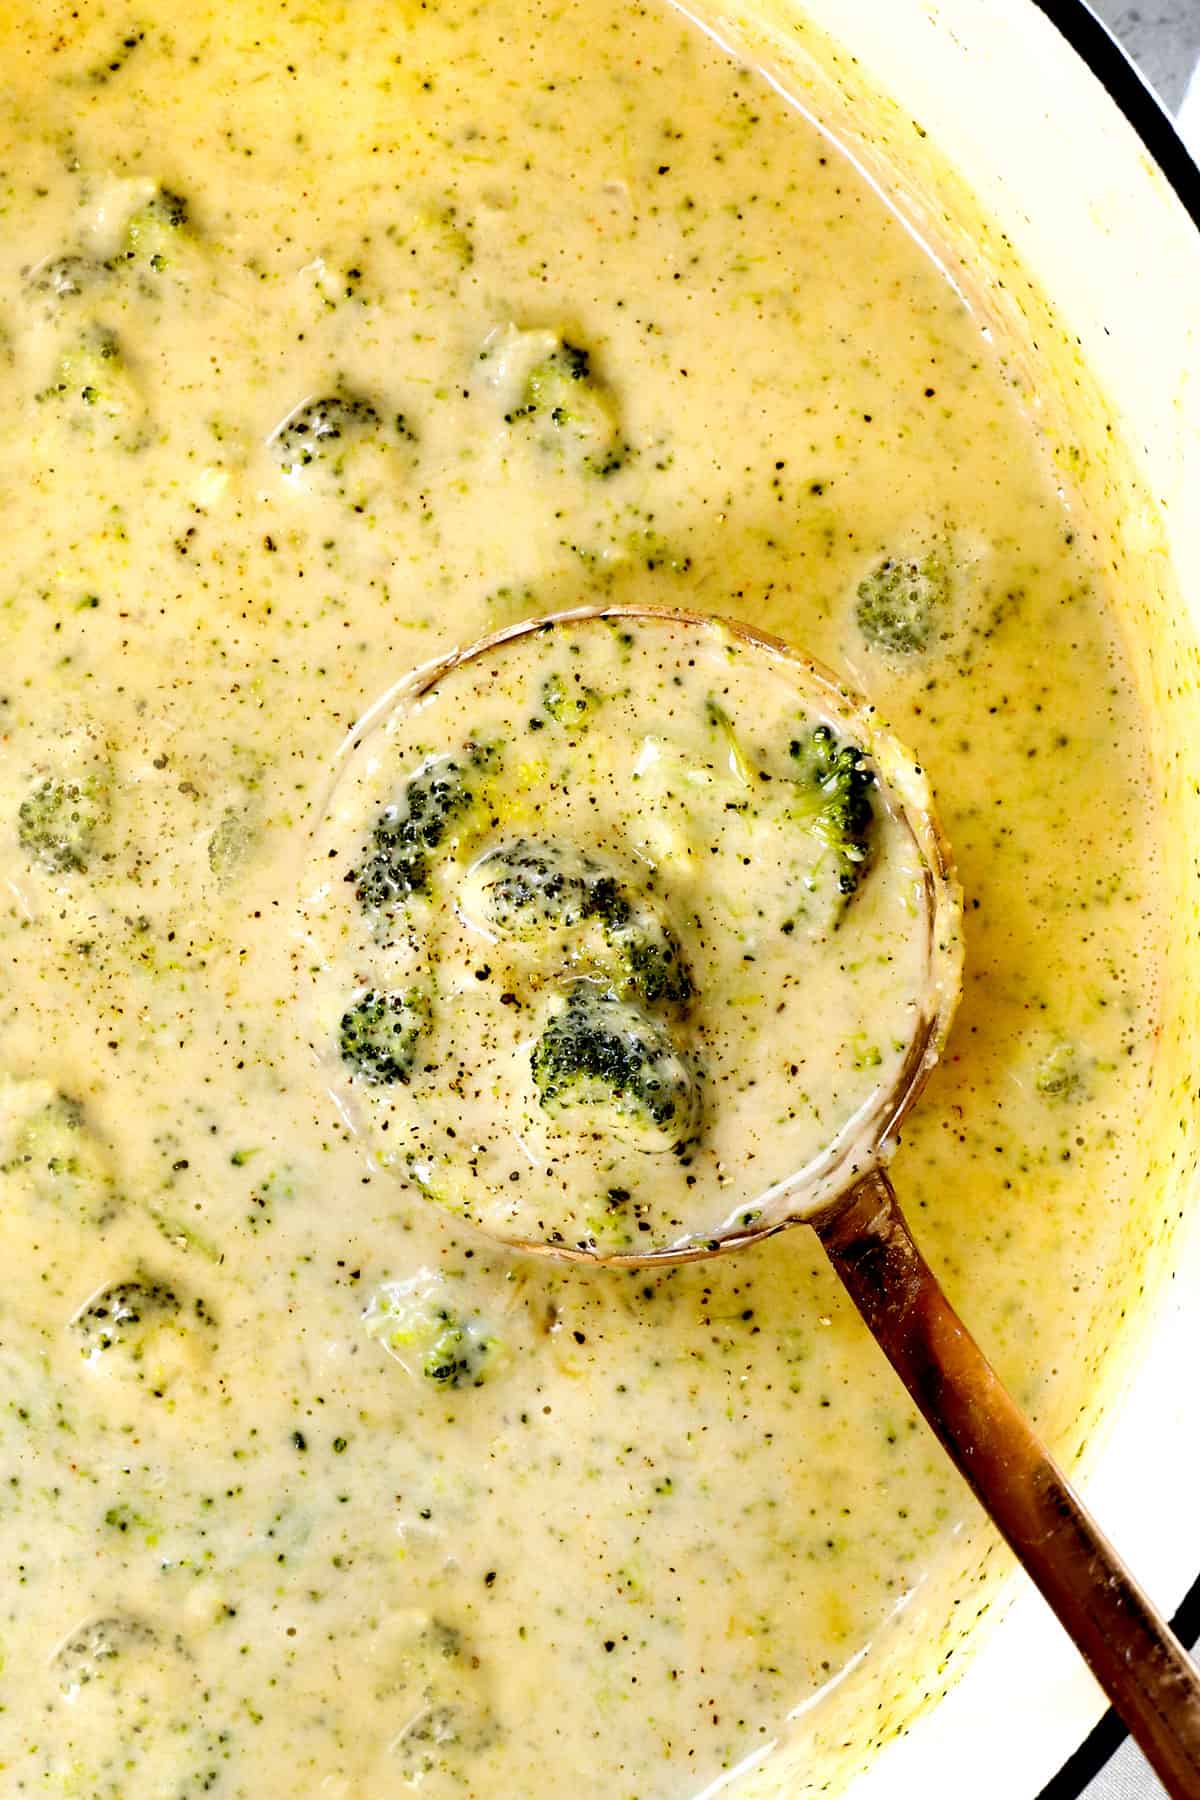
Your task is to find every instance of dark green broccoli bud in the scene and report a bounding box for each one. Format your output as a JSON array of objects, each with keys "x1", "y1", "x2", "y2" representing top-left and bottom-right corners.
[
  {"x1": 18, "y1": 766, "x2": 112, "y2": 873},
  {"x1": 121, "y1": 187, "x2": 191, "y2": 270},
  {"x1": 5, "y1": 1092, "x2": 120, "y2": 1224},
  {"x1": 364, "y1": 1271, "x2": 507, "y2": 1387},
  {"x1": 350, "y1": 746, "x2": 497, "y2": 914},
  {"x1": 463, "y1": 838, "x2": 615, "y2": 937},
  {"x1": 36, "y1": 324, "x2": 147, "y2": 444},
  {"x1": 461, "y1": 838, "x2": 693, "y2": 1008},
  {"x1": 531, "y1": 987, "x2": 698, "y2": 1150},
  {"x1": 541, "y1": 669, "x2": 600, "y2": 727},
  {"x1": 52, "y1": 1613, "x2": 158, "y2": 1696},
  {"x1": 615, "y1": 923, "x2": 693, "y2": 1008},
  {"x1": 788, "y1": 724, "x2": 876, "y2": 899},
  {"x1": 339, "y1": 988, "x2": 430, "y2": 1085},
  {"x1": 421, "y1": 1314, "x2": 494, "y2": 1387},
  {"x1": 855, "y1": 550, "x2": 949, "y2": 655}
]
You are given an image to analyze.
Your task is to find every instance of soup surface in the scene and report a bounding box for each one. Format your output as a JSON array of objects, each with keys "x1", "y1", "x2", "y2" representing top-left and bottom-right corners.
[{"x1": 0, "y1": 0, "x2": 1161, "y2": 1795}]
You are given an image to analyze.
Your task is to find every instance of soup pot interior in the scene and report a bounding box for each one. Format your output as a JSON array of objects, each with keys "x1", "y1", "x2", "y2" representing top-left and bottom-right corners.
[{"x1": 669, "y1": 1, "x2": 1200, "y2": 1793}]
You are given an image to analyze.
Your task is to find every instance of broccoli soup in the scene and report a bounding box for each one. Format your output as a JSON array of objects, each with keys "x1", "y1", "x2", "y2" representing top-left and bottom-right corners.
[
  {"x1": 300, "y1": 611, "x2": 953, "y2": 1257},
  {"x1": 0, "y1": 0, "x2": 1162, "y2": 1796}
]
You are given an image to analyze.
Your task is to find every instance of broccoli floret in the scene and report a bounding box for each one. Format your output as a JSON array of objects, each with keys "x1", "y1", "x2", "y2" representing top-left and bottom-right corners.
[
  {"x1": 121, "y1": 187, "x2": 191, "y2": 271},
  {"x1": 788, "y1": 724, "x2": 876, "y2": 899},
  {"x1": 52, "y1": 1613, "x2": 158, "y2": 1697},
  {"x1": 71, "y1": 1276, "x2": 215, "y2": 1388},
  {"x1": 36, "y1": 324, "x2": 147, "y2": 445},
  {"x1": 350, "y1": 746, "x2": 497, "y2": 915},
  {"x1": 384, "y1": 1614, "x2": 499, "y2": 1781},
  {"x1": 463, "y1": 838, "x2": 610, "y2": 937},
  {"x1": 18, "y1": 765, "x2": 112, "y2": 874},
  {"x1": 481, "y1": 324, "x2": 626, "y2": 475},
  {"x1": 72, "y1": 1278, "x2": 181, "y2": 1353},
  {"x1": 268, "y1": 391, "x2": 415, "y2": 501},
  {"x1": 270, "y1": 393, "x2": 380, "y2": 472},
  {"x1": 25, "y1": 252, "x2": 108, "y2": 305},
  {"x1": 363, "y1": 1270, "x2": 506, "y2": 1388},
  {"x1": 855, "y1": 551, "x2": 949, "y2": 655},
  {"x1": 522, "y1": 340, "x2": 625, "y2": 474},
  {"x1": 461, "y1": 837, "x2": 693, "y2": 1007},
  {"x1": 338, "y1": 988, "x2": 430, "y2": 1085},
  {"x1": 541, "y1": 670, "x2": 599, "y2": 727},
  {"x1": 5, "y1": 1093, "x2": 119, "y2": 1224},
  {"x1": 1035, "y1": 1040, "x2": 1090, "y2": 1101},
  {"x1": 615, "y1": 924, "x2": 693, "y2": 1008},
  {"x1": 531, "y1": 987, "x2": 697, "y2": 1150},
  {"x1": 391, "y1": 203, "x2": 475, "y2": 272}
]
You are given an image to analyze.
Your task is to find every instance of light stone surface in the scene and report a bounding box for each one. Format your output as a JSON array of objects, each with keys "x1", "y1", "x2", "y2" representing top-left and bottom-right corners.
[{"x1": 1092, "y1": 0, "x2": 1200, "y2": 109}]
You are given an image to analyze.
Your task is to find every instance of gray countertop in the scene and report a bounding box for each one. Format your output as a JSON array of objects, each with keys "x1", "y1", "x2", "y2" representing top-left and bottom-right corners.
[{"x1": 1092, "y1": 0, "x2": 1200, "y2": 109}]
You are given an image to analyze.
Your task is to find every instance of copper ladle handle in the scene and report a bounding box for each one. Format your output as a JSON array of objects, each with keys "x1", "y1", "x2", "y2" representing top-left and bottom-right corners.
[{"x1": 817, "y1": 1168, "x2": 1200, "y2": 1797}]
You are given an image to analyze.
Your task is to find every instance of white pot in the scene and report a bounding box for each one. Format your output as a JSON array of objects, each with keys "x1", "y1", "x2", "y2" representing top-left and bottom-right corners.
[{"x1": 679, "y1": 4, "x2": 1200, "y2": 1793}]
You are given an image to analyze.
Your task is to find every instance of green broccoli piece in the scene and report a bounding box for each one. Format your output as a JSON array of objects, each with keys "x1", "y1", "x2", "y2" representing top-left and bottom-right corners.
[
  {"x1": 482, "y1": 324, "x2": 626, "y2": 475},
  {"x1": 421, "y1": 1315, "x2": 494, "y2": 1388},
  {"x1": 269, "y1": 393, "x2": 380, "y2": 472},
  {"x1": 855, "y1": 550, "x2": 949, "y2": 655},
  {"x1": 72, "y1": 1278, "x2": 181, "y2": 1355},
  {"x1": 385, "y1": 1615, "x2": 499, "y2": 1780},
  {"x1": 1035, "y1": 1040, "x2": 1090, "y2": 1101},
  {"x1": 25, "y1": 252, "x2": 107, "y2": 305},
  {"x1": 121, "y1": 187, "x2": 191, "y2": 271},
  {"x1": 392, "y1": 203, "x2": 475, "y2": 272},
  {"x1": 788, "y1": 725, "x2": 876, "y2": 900},
  {"x1": 615, "y1": 924, "x2": 693, "y2": 1008},
  {"x1": 350, "y1": 744, "x2": 498, "y2": 914},
  {"x1": 71, "y1": 1277, "x2": 216, "y2": 1389},
  {"x1": 521, "y1": 340, "x2": 625, "y2": 474},
  {"x1": 36, "y1": 324, "x2": 147, "y2": 444},
  {"x1": 461, "y1": 837, "x2": 693, "y2": 1008},
  {"x1": 463, "y1": 838, "x2": 610, "y2": 937},
  {"x1": 18, "y1": 765, "x2": 112, "y2": 873},
  {"x1": 541, "y1": 670, "x2": 600, "y2": 727},
  {"x1": 363, "y1": 1272, "x2": 506, "y2": 1388},
  {"x1": 338, "y1": 988, "x2": 430, "y2": 1085},
  {"x1": 268, "y1": 391, "x2": 415, "y2": 501},
  {"x1": 531, "y1": 987, "x2": 697, "y2": 1150},
  {"x1": 6, "y1": 1093, "x2": 119, "y2": 1224},
  {"x1": 52, "y1": 1613, "x2": 158, "y2": 1697}
]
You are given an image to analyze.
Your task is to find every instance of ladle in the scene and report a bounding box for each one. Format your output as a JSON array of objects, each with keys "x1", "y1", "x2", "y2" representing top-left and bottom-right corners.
[{"x1": 324, "y1": 604, "x2": 1200, "y2": 1794}]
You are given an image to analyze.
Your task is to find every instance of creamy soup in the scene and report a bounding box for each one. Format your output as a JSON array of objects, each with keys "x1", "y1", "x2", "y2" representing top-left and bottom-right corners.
[{"x1": 0, "y1": 0, "x2": 1162, "y2": 1795}]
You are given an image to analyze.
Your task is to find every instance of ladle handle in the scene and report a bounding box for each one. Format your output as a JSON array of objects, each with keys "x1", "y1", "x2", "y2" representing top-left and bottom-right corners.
[{"x1": 817, "y1": 1168, "x2": 1200, "y2": 1798}]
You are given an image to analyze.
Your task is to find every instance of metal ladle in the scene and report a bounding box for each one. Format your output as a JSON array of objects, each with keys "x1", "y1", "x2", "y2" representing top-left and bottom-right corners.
[{"x1": 333, "y1": 605, "x2": 1200, "y2": 1792}]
